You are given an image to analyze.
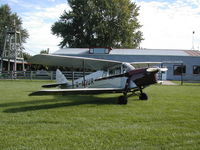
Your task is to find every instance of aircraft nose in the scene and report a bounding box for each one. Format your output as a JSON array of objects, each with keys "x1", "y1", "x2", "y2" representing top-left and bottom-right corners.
[{"x1": 126, "y1": 68, "x2": 147, "y2": 77}]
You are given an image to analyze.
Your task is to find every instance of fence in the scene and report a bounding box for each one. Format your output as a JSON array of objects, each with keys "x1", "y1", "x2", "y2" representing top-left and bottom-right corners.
[
  {"x1": 0, "y1": 70, "x2": 174, "y2": 84},
  {"x1": 0, "y1": 71, "x2": 92, "y2": 80}
]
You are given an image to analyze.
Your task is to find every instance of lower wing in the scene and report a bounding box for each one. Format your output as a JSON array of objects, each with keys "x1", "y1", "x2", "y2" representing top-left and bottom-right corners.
[
  {"x1": 42, "y1": 83, "x2": 69, "y2": 88},
  {"x1": 29, "y1": 88, "x2": 125, "y2": 96}
]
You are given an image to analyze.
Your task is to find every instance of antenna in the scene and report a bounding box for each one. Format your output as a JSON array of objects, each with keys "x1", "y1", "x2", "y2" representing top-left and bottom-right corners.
[{"x1": 192, "y1": 31, "x2": 195, "y2": 50}]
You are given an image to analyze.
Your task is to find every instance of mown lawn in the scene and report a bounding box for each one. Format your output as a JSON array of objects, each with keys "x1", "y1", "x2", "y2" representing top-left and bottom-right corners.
[{"x1": 0, "y1": 80, "x2": 200, "y2": 150}]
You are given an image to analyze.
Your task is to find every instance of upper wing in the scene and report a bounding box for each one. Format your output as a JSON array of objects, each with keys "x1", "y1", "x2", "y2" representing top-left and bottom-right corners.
[
  {"x1": 29, "y1": 88, "x2": 125, "y2": 96},
  {"x1": 29, "y1": 54, "x2": 122, "y2": 70}
]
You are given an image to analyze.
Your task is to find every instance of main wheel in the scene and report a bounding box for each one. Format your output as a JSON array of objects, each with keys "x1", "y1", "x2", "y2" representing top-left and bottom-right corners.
[
  {"x1": 139, "y1": 93, "x2": 148, "y2": 100},
  {"x1": 118, "y1": 96, "x2": 128, "y2": 105}
]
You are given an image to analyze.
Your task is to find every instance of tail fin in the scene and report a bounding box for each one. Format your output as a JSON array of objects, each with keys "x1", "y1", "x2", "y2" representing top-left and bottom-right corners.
[
  {"x1": 56, "y1": 69, "x2": 69, "y2": 84},
  {"x1": 41, "y1": 69, "x2": 70, "y2": 88}
]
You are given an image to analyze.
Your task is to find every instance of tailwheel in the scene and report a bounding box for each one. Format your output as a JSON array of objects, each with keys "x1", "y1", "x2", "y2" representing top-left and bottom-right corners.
[
  {"x1": 118, "y1": 96, "x2": 128, "y2": 105},
  {"x1": 139, "y1": 92, "x2": 148, "y2": 100}
]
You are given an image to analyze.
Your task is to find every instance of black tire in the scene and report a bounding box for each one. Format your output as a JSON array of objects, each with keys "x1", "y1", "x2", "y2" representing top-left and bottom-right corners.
[
  {"x1": 139, "y1": 93, "x2": 148, "y2": 100},
  {"x1": 118, "y1": 96, "x2": 128, "y2": 105}
]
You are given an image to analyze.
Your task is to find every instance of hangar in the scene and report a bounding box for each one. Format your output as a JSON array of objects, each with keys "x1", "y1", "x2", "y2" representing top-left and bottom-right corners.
[{"x1": 53, "y1": 48, "x2": 200, "y2": 81}]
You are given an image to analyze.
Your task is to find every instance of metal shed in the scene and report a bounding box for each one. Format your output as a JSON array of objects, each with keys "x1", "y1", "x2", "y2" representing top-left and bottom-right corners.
[{"x1": 53, "y1": 48, "x2": 200, "y2": 81}]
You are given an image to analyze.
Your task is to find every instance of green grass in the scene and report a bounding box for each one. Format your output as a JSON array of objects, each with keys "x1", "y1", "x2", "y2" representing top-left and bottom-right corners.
[
  {"x1": 0, "y1": 80, "x2": 200, "y2": 150},
  {"x1": 172, "y1": 80, "x2": 200, "y2": 86}
]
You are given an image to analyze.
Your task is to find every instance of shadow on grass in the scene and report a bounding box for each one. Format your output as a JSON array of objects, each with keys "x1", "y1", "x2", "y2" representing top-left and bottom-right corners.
[
  {"x1": 3, "y1": 95, "x2": 120, "y2": 113},
  {"x1": 0, "y1": 98, "x2": 66, "y2": 107}
]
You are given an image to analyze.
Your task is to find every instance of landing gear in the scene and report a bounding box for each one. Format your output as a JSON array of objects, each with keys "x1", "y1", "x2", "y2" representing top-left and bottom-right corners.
[
  {"x1": 138, "y1": 87, "x2": 148, "y2": 100},
  {"x1": 117, "y1": 79, "x2": 149, "y2": 104},
  {"x1": 118, "y1": 96, "x2": 127, "y2": 105},
  {"x1": 139, "y1": 92, "x2": 148, "y2": 100}
]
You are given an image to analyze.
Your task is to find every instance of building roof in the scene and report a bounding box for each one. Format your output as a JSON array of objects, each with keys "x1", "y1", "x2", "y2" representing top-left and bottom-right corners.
[
  {"x1": 53, "y1": 48, "x2": 200, "y2": 57},
  {"x1": 3, "y1": 59, "x2": 28, "y2": 64}
]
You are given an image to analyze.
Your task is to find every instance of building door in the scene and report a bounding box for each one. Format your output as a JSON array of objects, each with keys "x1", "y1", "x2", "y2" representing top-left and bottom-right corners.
[{"x1": 162, "y1": 71, "x2": 167, "y2": 80}]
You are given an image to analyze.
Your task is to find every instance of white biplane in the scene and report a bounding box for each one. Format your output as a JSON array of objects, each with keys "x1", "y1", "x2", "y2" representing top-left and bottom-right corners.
[{"x1": 29, "y1": 54, "x2": 167, "y2": 104}]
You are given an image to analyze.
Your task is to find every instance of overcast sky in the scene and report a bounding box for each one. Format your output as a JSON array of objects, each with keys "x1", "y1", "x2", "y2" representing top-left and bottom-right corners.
[{"x1": 1, "y1": 0, "x2": 200, "y2": 54}]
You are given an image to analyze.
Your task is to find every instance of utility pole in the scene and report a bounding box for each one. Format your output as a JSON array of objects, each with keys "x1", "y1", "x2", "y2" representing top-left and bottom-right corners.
[{"x1": 192, "y1": 31, "x2": 195, "y2": 50}]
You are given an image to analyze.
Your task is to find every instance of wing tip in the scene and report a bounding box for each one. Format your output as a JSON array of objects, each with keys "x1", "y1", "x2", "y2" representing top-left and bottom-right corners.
[
  {"x1": 29, "y1": 91, "x2": 41, "y2": 96},
  {"x1": 29, "y1": 91, "x2": 50, "y2": 96}
]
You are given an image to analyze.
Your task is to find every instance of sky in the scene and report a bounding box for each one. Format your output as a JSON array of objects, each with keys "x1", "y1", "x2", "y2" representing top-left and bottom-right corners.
[{"x1": 0, "y1": 0, "x2": 200, "y2": 55}]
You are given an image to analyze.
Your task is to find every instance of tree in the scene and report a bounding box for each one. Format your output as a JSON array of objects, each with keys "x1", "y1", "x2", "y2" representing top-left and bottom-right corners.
[
  {"x1": 52, "y1": 0, "x2": 143, "y2": 48},
  {"x1": 40, "y1": 48, "x2": 50, "y2": 54},
  {"x1": 22, "y1": 52, "x2": 31, "y2": 61},
  {"x1": 0, "y1": 4, "x2": 29, "y2": 56}
]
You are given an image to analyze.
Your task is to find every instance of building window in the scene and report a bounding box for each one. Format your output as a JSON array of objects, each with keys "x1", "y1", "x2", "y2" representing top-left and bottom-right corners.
[
  {"x1": 104, "y1": 48, "x2": 109, "y2": 54},
  {"x1": 173, "y1": 65, "x2": 186, "y2": 75},
  {"x1": 89, "y1": 48, "x2": 94, "y2": 54},
  {"x1": 193, "y1": 66, "x2": 200, "y2": 74},
  {"x1": 89, "y1": 48, "x2": 111, "y2": 54}
]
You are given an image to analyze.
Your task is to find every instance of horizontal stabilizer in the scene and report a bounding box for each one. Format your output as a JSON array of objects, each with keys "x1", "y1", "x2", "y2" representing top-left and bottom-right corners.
[{"x1": 29, "y1": 88, "x2": 124, "y2": 96}]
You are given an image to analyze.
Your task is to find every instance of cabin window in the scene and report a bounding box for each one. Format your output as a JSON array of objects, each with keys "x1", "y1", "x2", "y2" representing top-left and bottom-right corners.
[
  {"x1": 108, "y1": 67, "x2": 121, "y2": 76},
  {"x1": 193, "y1": 66, "x2": 200, "y2": 74},
  {"x1": 109, "y1": 69, "x2": 115, "y2": 76},
  {"x1": 173, "y1": 65, "x2": 186, "y2": 75},
  {"x1": 102, "y1": 71, "x2": 108, "y2": 77}
]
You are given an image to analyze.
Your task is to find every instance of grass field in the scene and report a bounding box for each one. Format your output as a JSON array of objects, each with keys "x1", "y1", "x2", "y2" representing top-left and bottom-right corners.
[{"x1": 0, "y1": 80, "x2": 200, "y2": 150}]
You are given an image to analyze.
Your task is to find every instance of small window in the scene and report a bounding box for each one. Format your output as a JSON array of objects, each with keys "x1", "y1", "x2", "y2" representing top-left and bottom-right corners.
[
  {"x1": 89, "y1": 48, "x2": 94, "y2": 54},
  {"x1": 94, "y1": 48, "x2": 105, "y2": 53},
  {"x1": 173, "y1": 65, "x2": 186, "y2": 75},
  {"x1": 193, "y1": 66, "x2": 200, "y2": 74},
  {"x1": 104, "y1": 48, "x2": 109, "y2": 54},
  {"x1": 89, "y1": 48, "x2": 111, "y2": 54}
]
